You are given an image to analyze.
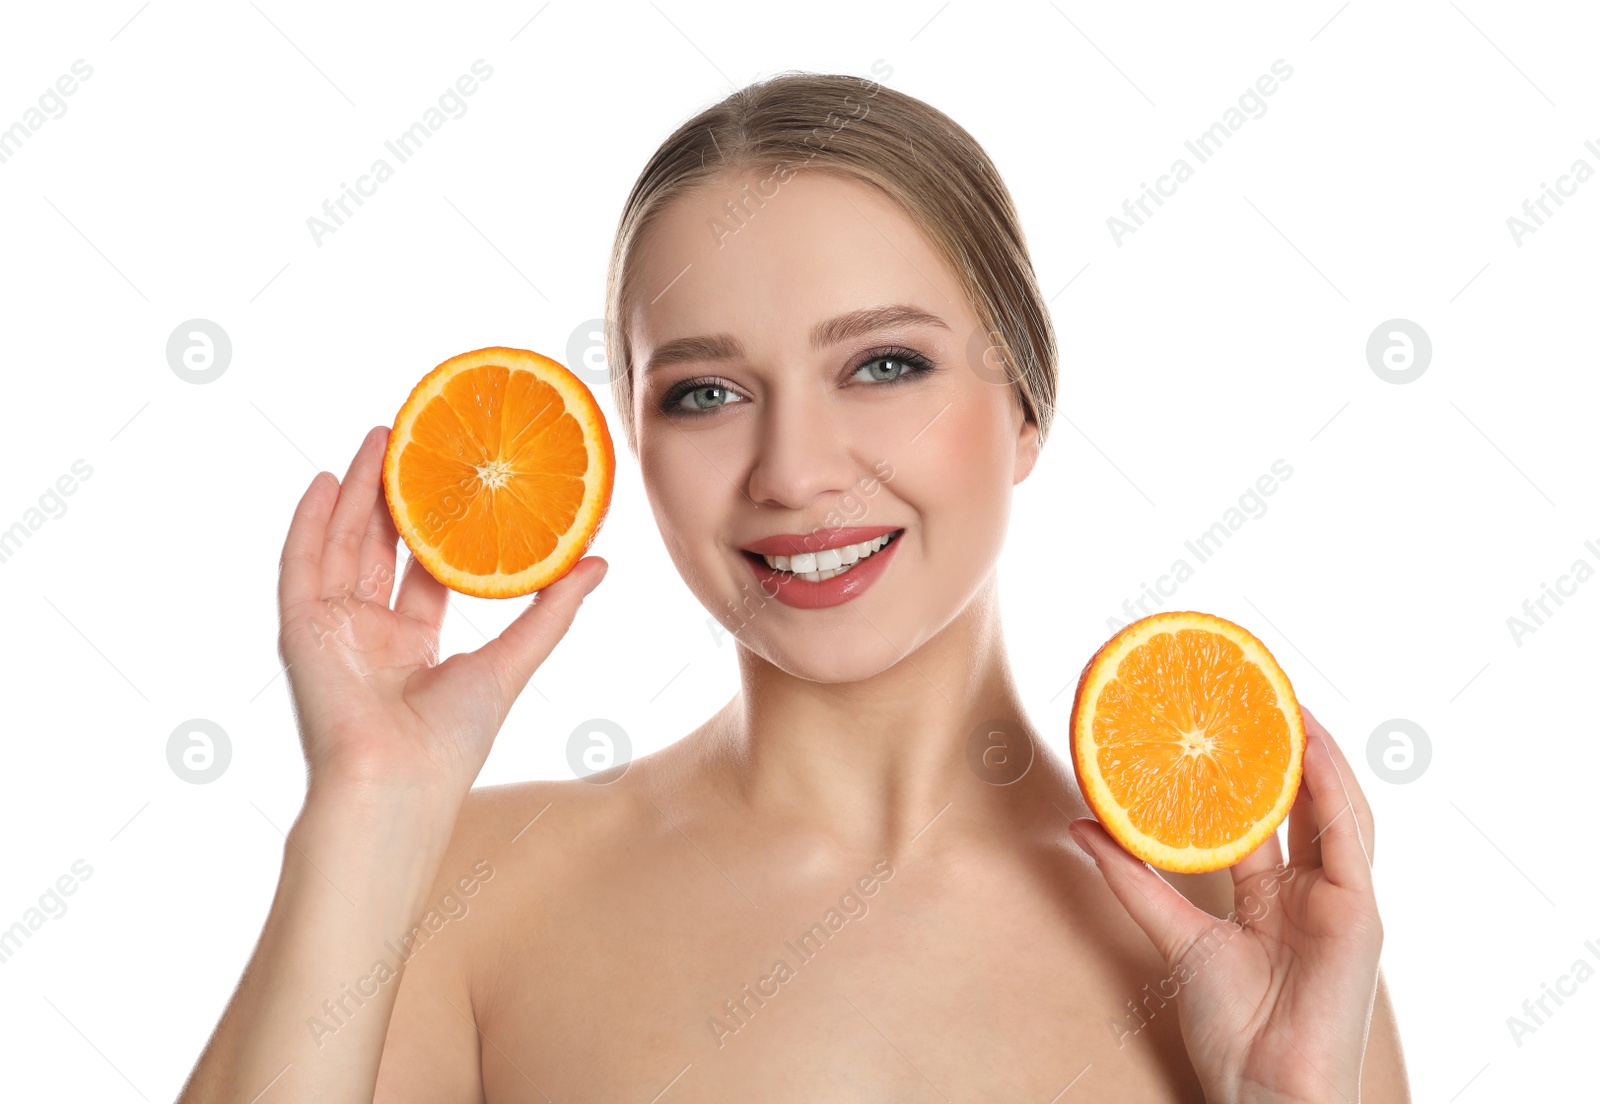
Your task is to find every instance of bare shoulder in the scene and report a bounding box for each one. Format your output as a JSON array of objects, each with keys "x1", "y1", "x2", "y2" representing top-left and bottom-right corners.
[
  {"x1": 371, "y1": 766, "x2": 664, "y2": 1102},
  {"x1": 453, "y1": 752, "x2": 679, "y2": 904},
  {"x1": 432, "y1": 762, "x2": 672, "y2": 957}
]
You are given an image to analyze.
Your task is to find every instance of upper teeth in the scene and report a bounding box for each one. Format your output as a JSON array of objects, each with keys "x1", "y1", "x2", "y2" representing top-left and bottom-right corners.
[{"x1": 764, "y1": 532, "x2": 896, "y2": 574}]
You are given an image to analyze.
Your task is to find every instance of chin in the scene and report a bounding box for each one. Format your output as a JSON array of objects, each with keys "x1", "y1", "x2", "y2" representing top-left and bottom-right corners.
[{"x1": 738, "y1": 630, "x2": 910, "y2": 684}]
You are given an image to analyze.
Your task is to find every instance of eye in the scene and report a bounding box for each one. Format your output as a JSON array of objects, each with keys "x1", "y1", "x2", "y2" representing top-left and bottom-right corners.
[
  {"x1": 852, "y1": 346, "x2": 937, "y2": 385},
  {"x1": 661, "y1": 377, "x2": 745, "y2": 415}
]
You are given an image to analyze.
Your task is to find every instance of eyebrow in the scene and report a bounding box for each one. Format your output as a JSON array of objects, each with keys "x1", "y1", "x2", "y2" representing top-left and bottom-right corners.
[{"x1": 641, "y1": 304, "x2": 950, "y2": 376}]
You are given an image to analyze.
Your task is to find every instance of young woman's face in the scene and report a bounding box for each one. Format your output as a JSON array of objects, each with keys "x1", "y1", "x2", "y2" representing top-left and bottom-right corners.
[{"x1": 626, "y1": 167, "x2": 1040, "y2": 681}]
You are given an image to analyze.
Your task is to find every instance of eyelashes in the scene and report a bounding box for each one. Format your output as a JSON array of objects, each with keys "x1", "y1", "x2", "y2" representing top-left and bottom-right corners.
[
  {"x1": 658, "y1": 345, "x2": 939, "y2": 417},
  {"x1": 659, "y1": 376, "x2": 737, "y2": 416},
  {"x1": 855, "y1": 345, "x2": 937, "y2": 383}
]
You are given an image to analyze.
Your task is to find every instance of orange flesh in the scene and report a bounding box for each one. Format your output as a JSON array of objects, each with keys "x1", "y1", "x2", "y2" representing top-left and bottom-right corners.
[
  {"x1": 397, "y1": 364, "x2": 589, "y2": 577},
  {"x1": 1092, "y1": 629, "x2": 1291, "y2": 849}
]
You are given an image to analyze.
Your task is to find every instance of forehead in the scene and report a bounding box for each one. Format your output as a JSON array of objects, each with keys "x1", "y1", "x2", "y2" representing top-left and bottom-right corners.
[{"x1": 626, "y1": 168, "x2": 968, "y2": 357}]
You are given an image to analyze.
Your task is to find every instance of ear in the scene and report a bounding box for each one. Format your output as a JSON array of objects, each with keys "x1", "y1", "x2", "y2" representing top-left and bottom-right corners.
[{"x1": 1013, "y1": 413, "x2": 1041, "y2": 485}]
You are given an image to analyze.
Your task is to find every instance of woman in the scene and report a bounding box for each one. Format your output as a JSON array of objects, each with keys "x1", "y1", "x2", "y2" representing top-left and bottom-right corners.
[{"x1": 180, "y1": 72, "x2": 1408, "y2": 1101}]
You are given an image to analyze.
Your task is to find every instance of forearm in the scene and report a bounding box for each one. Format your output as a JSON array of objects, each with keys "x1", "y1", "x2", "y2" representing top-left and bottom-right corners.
[
  {"x1": 177, "y1": 778, "x2": 463, "y2": 1104},
  {"x1": 1359, "y1": 971, "x2": 1411, "y2": 1103}
]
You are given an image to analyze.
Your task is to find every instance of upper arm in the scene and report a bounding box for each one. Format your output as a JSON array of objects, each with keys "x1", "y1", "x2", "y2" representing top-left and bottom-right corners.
[{"x1": 371, "y1": 796, "x2": 495, "y2": 1104}]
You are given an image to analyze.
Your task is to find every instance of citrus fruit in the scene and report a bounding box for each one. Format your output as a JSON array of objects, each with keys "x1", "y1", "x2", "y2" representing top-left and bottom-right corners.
[
  {"x1": 381, "y1": 346, "x2": 615, "y2": 599},
  {"x1": 1069, "y1": 611, "x2": 1305, "y2": 873}
]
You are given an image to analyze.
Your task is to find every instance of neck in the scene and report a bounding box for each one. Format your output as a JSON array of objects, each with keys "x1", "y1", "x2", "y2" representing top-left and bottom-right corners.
[{"x1": 707, "y1": 576, "x2": 1049, "y2": 858}]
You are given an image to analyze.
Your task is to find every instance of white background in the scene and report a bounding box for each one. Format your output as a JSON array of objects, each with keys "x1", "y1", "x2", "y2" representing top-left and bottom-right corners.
[{"x1": 1, "y1": 1, "x2": 1594, "y2": 1099}]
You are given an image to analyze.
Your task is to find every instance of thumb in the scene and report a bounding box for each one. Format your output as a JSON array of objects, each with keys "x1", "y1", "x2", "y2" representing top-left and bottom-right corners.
[
  {"x1": 470, "y1": 557, "x2": 609, "y2": 721},
  {"x1": 1070, "y1": 818, "x2": 1222, "y2": 967}
]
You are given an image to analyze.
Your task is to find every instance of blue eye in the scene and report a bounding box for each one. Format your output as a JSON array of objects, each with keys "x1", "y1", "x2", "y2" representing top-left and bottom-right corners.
[
  {"x1": 852, "y1": 348, "x2": 936, "y2": 384},
  {"x1": 658, "y1": 346, "x2": 937, "y2": 417},
  {"x1": 666, "y1": 381, "x2": 744, "y2": 414}
]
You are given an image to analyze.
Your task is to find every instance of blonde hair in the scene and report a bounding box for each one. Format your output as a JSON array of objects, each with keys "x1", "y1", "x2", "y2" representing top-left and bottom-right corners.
[{"x1": 603, "y1": 69, "x2": 1058, "y2": 456}]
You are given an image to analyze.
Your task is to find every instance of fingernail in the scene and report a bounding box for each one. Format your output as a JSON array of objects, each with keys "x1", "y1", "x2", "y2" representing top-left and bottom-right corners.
[{"x1": 581, "y1": 560, "x2": 608, "y2": 596}]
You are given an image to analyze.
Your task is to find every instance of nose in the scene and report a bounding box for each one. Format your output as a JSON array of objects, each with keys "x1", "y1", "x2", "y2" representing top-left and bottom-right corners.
[{"x1": 744, "y1": 386, "x2": 862, "y2": 513}]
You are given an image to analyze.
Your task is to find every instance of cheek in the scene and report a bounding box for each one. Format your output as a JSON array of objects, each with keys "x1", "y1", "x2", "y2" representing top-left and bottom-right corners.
[
  {"x1": 900, "y1": 396, "x2": 1016, "y2": 561},
  {"x1": 913, "y1": 397, "x2": 1014, "y2": 498},
  {"x1": 639, "y1": 434, "x2": 736, "y2": 567}
]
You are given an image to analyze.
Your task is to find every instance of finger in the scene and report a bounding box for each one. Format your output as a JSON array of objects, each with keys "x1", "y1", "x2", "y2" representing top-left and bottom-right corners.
[
  {"x1": 467, "y1": 558, "x2": 608, "y2": 725},
  {"x1": 1069, "y1": 819, "x2": 1219, "y2": 967},
  {"x1": 1302, "y1": 704, "x2": 1376, "y2": 863},
  {"x1": 356, "y1": 476, "x2": 403, "y2": 609},
  {"x1": 394, "y1": 550, "x2": 450, "y2": 638},
  {"x1": 322, "y1": 427, "x2": 389, "y2": 596},
  {"x1": 1228, "y1": 820, "x2": 1286, "y2": 901},
  {"x1": 1285, "y1": 766, "x2": 1321, "y2": 871},
  {"x1": 279, "y1": 470, "x2": 339, "y2": 614},
  {"x1": 1296, "y1": 717, "x2": 1374, "y2": 891}
]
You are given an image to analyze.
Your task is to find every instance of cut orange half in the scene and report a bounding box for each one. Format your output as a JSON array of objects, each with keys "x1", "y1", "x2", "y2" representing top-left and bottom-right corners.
[
  {"x1": 382, "y1": 346, "x2": 615, "y2": 599},
  {"x1": 1070, "y1": 611, "x2": 1305, "y2": 873}
]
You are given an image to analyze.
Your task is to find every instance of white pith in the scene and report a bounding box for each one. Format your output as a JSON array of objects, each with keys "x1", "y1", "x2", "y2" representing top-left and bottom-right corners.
[{"x1": 760, "y1": 531, "x2": 900, "y2": 583}]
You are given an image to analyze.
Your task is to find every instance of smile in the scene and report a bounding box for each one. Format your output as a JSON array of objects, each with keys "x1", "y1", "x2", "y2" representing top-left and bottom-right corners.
[
  {"x1": 757, "y1": 530, "x2": 900, "y2": 582},
  {"x1": 738, "y1": 528, "x2": 906, "y2": 610}
]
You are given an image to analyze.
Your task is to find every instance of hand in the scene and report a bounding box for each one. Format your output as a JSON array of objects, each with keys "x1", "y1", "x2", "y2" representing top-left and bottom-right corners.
[
  {"x1": 1069, "y1": 705, "x2": 1383, "y2": 1104},
  {"x1": 276, "y1": 426, "x2": 608, "y2": 797}
]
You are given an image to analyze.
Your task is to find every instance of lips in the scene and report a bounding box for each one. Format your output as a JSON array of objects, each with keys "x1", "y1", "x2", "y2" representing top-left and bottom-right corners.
[
  {"x1": 740, "y1": 525, "x2": 906, "y2": 609},
  {"x1": 740, "y1": 525, "x2": 902, "y2": 557}
]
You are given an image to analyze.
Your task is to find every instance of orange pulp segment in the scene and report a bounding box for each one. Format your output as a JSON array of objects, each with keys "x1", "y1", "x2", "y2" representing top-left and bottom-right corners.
[
  {"x1": 382, "y1": 346, "x2": 615, "y2": 599},
  {"x1": 1069, "y1": 611, "x2": 1305, "y2": 873}
]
